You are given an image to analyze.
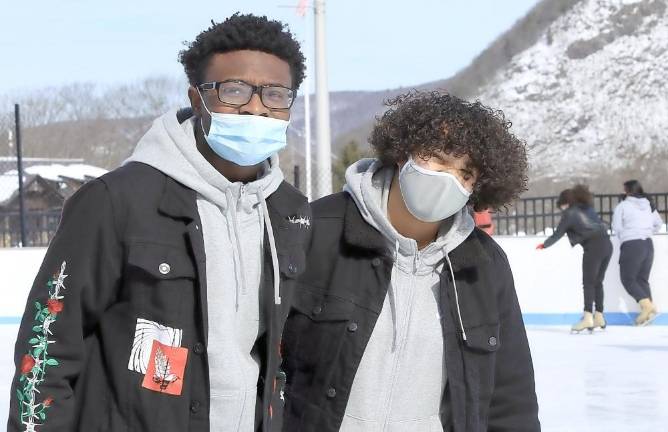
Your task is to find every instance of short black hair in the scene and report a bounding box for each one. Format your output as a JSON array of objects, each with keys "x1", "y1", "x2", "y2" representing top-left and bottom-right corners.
[
  {"x1": 623, "y1": 179, "x2": 644, "y2": 196},
  {"x1": 623, "y1": 179, "x2": 656, "y2": 211},
  {"x1": 179, "y1": 14, "x2": 306, "y2": 89},
  {"x1": 370, "y1": 90, "x2": 528, "y2": 211}
]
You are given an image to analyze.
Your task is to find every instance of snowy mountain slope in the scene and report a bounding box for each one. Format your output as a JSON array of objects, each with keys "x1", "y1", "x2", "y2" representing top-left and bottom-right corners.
[{"x1": 476, "y1": 0, "x2": 668, "y2": 186}]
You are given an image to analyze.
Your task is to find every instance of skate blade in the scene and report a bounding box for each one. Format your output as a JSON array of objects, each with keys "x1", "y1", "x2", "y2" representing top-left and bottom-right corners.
[
  {"x1": 638, "y1": 313, "x2": 660, "y2": 327},
  {"x1": 571, "y1": 327, "x2": 594, "y2": 334}
]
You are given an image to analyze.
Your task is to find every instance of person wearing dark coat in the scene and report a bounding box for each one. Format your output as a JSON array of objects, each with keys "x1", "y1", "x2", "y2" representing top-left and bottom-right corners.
[
  {"x1": 537, "y1": 185, "x2": 612, "y2": 332},
  {"x1": 8, "y1": 15, "x2": 310, "y2": 432},
  {"x1": 281, "y1": 91, "x2": 540, "y2": 432}
]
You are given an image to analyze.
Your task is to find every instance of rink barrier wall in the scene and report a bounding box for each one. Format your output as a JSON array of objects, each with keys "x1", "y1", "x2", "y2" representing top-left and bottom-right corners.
[
  {"x1": 2, "y1": 236, "x2": 667, "y2": 325},
  {"x1": 500, "y1": 234, "x2": 667, "y2": 325}
]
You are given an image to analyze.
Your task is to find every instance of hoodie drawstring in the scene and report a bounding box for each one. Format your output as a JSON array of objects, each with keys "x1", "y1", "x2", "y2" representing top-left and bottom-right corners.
[
  {"x1": 390, "y1": 240, "x2": 420, "y2": 351},
  {"x1": 224, "y1": 189, "x2": 248, "y2": 310},
  {"x1": 390, "y1": 240, "x2": 400, "y2": 351},
  {"x1": 258, "y1": 190, "x2": 282, "y2": 305},
  {"x1": 445, "y1": 253, "x2": 467, "y2": 341},
  {"x1": 222, "y1": 186, "x2": 281, "y2": 309}
]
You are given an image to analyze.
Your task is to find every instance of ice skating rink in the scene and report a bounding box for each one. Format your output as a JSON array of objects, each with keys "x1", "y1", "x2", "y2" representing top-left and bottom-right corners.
[
  {"x1": 1, "y1": 323, "x2": 666, "y2": 430},
  {"x1": 528, "y1": 325, "x2": 668, "y2": 432}
]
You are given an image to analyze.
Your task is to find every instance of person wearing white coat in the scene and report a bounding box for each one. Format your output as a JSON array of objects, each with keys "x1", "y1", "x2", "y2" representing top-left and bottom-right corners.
[{"x1": 612, "y1": 180, "x2": 663, "y2": 326}]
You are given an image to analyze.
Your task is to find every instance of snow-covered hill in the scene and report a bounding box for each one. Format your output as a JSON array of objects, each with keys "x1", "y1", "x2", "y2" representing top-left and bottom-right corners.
[{"x1": 477, "y1": 0, "x2": 668, "y2": 186}]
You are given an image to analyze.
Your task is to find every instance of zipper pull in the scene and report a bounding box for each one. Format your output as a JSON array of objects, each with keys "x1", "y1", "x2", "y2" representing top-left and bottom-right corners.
[{"x1": 238, "y1": 185, "x2": 252, "y2": 213}]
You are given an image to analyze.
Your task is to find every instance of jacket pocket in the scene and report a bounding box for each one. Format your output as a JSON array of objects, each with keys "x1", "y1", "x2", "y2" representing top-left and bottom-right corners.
[
  {"x1": 127, "y1": 241, "x2": 196, "y2": 280},
  {"x1": 291, "y1": 288, "x2": 355, "y2": 321},
  {"x1": 125, "y1": 241, "x2": 198, "y2": 321},
  {"x1": 278, "y1": 245, "x2": 306, "y2": 280},
  {"x1": 277, "y1": 218, "x2": 311, "y2": 247},
  {"x1": 463, "y1": 323, "x2": 501, "y2": 353},
  {"x1": 462, "y1": 323, "x2": 500, "y2": 406},
  {"x1": 282, "y1": 288, "x2": 355, "y2": 391}
]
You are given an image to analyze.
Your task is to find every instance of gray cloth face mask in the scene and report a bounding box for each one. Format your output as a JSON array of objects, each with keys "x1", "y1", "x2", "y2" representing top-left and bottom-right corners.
[{"x1": 398, "y1": 157, "x2": 472, "y2": 222}]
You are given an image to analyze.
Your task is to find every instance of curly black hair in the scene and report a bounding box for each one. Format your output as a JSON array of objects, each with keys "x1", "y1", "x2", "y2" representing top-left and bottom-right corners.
[
  {"x1": 370, "y1": 90, "x2": 528, "y2": 211},
  {"x1": 556, "y1": 185, "x2": 593, "y2": 207},
  {"x1": 571, "y1": 184, "x2": 594, "y2": 206},
  {"x1": 179, "y1": 14, "x2": 306, "y2": 89},
  {"x1": 556, "y1": 189, "x2": 575, "y2": 207}
]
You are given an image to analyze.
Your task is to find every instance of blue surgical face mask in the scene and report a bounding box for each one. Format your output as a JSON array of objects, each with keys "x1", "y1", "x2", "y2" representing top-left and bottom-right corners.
[{"x1": 197, "y1": 89, "x2": 289, "y2": 166}]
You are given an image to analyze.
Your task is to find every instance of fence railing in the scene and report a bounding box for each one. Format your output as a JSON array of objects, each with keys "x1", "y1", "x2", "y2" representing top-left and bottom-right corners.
[
  {"x1": 0, "y1": 210, "x2": 62, "y2": 247},
  {"x1": 493, "y1": 193, "x2": 668, "y2": 236},
  {"x1": 1, "y1": 193, "x2": 667, "y2": 246}
]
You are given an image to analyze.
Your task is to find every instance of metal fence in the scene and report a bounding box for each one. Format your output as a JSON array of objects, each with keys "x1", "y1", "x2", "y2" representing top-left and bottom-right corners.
[
  {"x1": 1, "y1": 193, "x2": 667, "y2": 247},
  {"x1": 493, "y1": 193, "x2": 668, "y2": 236},
  {"x1": 0, "y1": 210, "x2": 62, "y2": 247}
]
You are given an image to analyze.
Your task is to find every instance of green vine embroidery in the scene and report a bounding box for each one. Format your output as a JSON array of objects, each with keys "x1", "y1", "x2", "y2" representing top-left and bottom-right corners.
[{"x1": 17, "y1": 261, "x2": 67, "y2": 431}]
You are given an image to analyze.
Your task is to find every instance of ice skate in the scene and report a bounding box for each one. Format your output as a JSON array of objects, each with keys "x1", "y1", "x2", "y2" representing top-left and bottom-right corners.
[
  {"x1": 571, "y1": 312, "x2": 594, "y2": 334},
  {"x1": 636, "y1": 299, "x2": 658, "y2": 326},
  {"x1": 593, "y1": 312, "x2": 606, "y2": 330}
]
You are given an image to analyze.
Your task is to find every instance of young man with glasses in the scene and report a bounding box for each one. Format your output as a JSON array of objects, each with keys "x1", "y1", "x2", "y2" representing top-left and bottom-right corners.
[{"x1": 8, "y1": 14, "x2": 310, "y2": 432}]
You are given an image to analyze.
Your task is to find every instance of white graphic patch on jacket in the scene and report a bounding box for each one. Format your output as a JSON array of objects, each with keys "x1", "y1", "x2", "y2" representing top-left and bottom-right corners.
[
  {"x1": 128, "y1": 318, "x2": 183, "y2": 374},
  {"x1": 288, "y1": 215, "x2": 311, "y2": 228}
]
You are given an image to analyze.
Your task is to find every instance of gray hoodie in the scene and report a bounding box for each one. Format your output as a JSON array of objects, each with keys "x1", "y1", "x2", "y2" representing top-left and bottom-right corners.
[
  {"x1": 341, "y1": 159, "x2": 474, "y2": 432},
  {"x1": 125, "y1": 110, "x2": 284, "y2": 432},
  {"x1": 612, "y1": 196, "x2": 663, "y2": 244}
]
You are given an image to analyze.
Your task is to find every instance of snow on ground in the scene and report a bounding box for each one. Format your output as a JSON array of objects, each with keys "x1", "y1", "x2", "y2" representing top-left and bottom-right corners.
[
  {"x1": 0, "y1": 324, "x2": 666, "y2": 430},
  {"x1": 3, "y1": 164, "x2": 107, "y2": 182}
]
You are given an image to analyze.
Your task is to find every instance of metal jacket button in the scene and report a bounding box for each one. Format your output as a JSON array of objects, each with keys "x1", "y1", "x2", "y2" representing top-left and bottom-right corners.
[
  {"x1": 488, "y1": 336, "x2": 498, "y2": 347},
  {"x1": 326, "y1": 387, "x2": 337, "y2": 398},
  {"x1": 193, "y1": 343, "x2": 205, "y2": 355},
  {"x1": 371, "y1": 257, "x2": 382, "y2": 267},
  {"x1": 347, "y1": 322, "x2": 358, "y2": 332},
  {"x1": 288, "y1": 263, "x2": 297, "y2": 274},
  {"x1": 159, "y1": 263, "x2": 171, "y2": 275},
  {"x1": 190, "y1": 400, "x2": 201, "y2": 414},
  {"x1": 312, "y1": 305, "x2": 323, "y2": 315}
]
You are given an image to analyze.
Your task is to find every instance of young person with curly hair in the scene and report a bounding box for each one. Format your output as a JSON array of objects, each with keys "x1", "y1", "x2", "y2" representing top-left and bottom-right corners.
[
  {"x1": 537, "y1": 185, "x2": 612, "y2": 332},
  {"x1": 9, "y1": 14, "x2": 310, "y2": 432},
  {"x1": 281, "y1": 91, "x2": 540, "y2": 431},
  {"x1": 613, "y1": 180, "x2": 663, "y2": 326}
]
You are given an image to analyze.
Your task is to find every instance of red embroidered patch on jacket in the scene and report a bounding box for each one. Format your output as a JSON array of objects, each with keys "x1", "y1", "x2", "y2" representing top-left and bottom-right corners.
[{"x1": 141, "y1": 340, "x2": 188, "y2": 396}]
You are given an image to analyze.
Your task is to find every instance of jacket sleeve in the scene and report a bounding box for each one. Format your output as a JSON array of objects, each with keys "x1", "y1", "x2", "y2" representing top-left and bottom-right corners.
[
  {"x1": 611, "y1": 204, "x2": 624, "y2": 239},
  {"x1": 652, "y1": 210, "x2": 663, "y2": 234},
  {"x1": 542, "y1": 211, "x2": 572, "y2": 248},
  {"x1": 487, "y1": 248, "x2": 541, "y2": 432},
  {"x1": 7, "y1": 178, "x2": 123, "y2": 431}
]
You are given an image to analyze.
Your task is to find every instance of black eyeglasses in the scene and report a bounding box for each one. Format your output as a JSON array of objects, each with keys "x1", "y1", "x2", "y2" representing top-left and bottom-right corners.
[{"x1": 197, "y1": 79, "x2": 295, "y2": 110}]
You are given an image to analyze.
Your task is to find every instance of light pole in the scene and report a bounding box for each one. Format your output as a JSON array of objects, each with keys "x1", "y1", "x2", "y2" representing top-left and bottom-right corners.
[
  {"x1": 314, "y1": 0, "x2": 332, "y2": 198},
  {"x1": 14, "y1": 104, "x2": 27, "y2": 247}
]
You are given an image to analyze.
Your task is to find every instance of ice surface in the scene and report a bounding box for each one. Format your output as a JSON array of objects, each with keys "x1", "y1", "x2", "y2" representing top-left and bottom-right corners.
[
  {"x1": 529, "y1": 325, "x2": 668, "y2": 432},
  {"x1": 0, "y1": 324, "x2": 666, "y2": 430}
]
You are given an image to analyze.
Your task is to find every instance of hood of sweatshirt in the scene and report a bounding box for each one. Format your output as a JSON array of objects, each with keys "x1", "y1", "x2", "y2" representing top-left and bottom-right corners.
[
  {"x1": 613, "y1": 195, "x2": 663, "y2": 243},
  {"x1": 625, "y1": 196, "x2": 652, "y2": 212},
  {"x1": 343, "y1": 158, "x2": 474, "y2": 341},
  {"x1": 343, "y1": 158, "x2": 474, "y2": 267},
  {"x1": 124, "y1": 109, "x2": 284, "y2": 213},
  {"x1": 124, "y1": 109, "x2": 285, "y2": 305}
]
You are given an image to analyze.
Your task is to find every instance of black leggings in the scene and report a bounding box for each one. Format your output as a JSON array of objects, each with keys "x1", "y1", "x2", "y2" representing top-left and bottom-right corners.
[
  {"x1": 619, "y1": 239, "x2": 654, "y2": 302},
  {"x1": 581, "y1": 235, "x2": 613, "y2": 313}
]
